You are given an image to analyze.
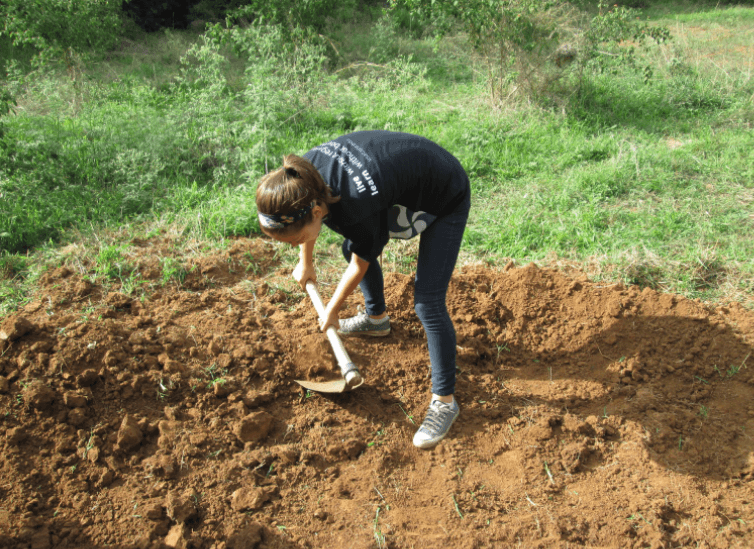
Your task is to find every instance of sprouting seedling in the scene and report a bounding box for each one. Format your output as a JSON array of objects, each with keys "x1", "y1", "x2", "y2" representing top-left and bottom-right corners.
[
  {"x1": 373, "y1": 506, "x2": 386, "y2": 548},
  {"x1": 83, "y1": 428, "x2": 96, "y2": 460},
  {"x1": 544, "y1": 461, "x2": 555, "y2": 484},
  {"x1": 397, "y1": 403, "x2": 415, "y2": 425},
  {"x1": 452, "y1": 495, "x2": 464, "y2": 519}
]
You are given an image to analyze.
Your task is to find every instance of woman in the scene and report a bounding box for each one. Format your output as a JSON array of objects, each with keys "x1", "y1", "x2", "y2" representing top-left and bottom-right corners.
[{"x1": 256, "y1": 130, "x2": 470, "y2": 449}]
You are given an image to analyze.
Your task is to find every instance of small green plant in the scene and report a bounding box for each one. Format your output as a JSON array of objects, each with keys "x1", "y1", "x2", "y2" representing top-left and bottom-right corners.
[
  {"x1": 80, "y1": 303, "x2": 96, "y2": 322},
  {"x1": 699, "y1": 405, "x2": 709, "y2": 419},
  {"x1": 156, "y1": 378, "x2": 174, "y2": 401},
  {"x1": 82, "y1": 428, "x2": 96, "y2": 460},
  {"x1": 244, "y1": 253, "x2": 261, "y2": 275},
  {"x1": 203, "y1": 363, "x2": 227, "y2": 389},
  {"x1": 373, "y1": 506, "x2": 386, "y2": 548},
  {"x1": 367, "y1": 427, "x2": 385, "y2": 447},
  {"x1": 726, "y1": 363, "x2": 743, "y2": 378},
  {"x1": 160, "y1": 257, "x2": 188, "y2": 286},
  {"x1": 95, "y1": 245, "x2": 133, "y2": 282},
  {"x1": 544, "y1": 461, "x2": 555, "y2": 484},
  {"x1": 397, "y1": 403, "x2": 415, "y2": 425},
  {"x1": 452, "y1": 494, "x2": 464, "y2": 519}
]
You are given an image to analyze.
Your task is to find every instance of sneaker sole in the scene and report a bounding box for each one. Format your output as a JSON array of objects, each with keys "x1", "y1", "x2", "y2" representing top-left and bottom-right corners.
[{"x1": 337, "y1": 328, "x2": 391, "y2": 338}]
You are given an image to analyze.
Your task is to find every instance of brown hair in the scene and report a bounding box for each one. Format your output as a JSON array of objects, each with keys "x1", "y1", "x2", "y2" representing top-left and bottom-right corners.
[{"x1": 256, "y1": 154, "x2": 340, "y2": 235}]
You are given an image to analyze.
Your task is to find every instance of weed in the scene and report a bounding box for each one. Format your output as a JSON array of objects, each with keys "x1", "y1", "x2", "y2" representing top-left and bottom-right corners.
[
  {"x1": 397, "y1": 403, "x2": 415, "y2": 425},
  {"x1": 367, "y1": 428, "x2": 385, "y2": 447},
  {"x1": 156, "y1": 377, "x2": 175, "y2": 400},
  {"x1": 699, "y1": 405, "x2": 709, "y2": 419},
  {"x1": 84, "y1": 430, "x2": 96, "y2": 455},
  {"x1": 244, "y1": 252, "x2": 261, "y2": 275},
  {"x1": 544, "y1": 461, "x2": 555, "y2": 484},
  {"x1": 373, "y1": 506, "x2": 386, "y2": 548},
  {"x1": 495, "y1": 342, "x2": 510, "y2": 357},
  {"x1": 452, "y1": 494, "x2": 464, "y2": 519},
  {"x1": 203, "y1": 363, "x2": 227, "y2": 389},
  {"x1": 160, "y1": 257, "x2": 187, "y2": 286}
]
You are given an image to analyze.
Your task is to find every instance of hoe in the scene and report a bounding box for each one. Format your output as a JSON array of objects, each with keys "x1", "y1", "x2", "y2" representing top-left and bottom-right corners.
[{"x1": 294, "y1": 281, "x2": 365, "y2": 393}]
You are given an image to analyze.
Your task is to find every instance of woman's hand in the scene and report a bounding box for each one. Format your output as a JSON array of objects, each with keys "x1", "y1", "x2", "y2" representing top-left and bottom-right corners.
[
  {"x1": 292, "y1": 260, "x2": 316, "y2": 290},
  {"x1": 319, "y1": 304, "x2": 340, "y2": 333}
]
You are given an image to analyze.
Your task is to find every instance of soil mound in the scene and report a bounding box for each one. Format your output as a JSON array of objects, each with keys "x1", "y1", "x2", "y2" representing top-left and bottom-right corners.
[{"x1": 1, "y1": 237, "x2": 753, "y2": 548}]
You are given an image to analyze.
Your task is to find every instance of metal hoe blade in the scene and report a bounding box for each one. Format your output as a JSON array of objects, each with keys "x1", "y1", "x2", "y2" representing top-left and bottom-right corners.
[{"x1": 294, "y1": 378, "x2": 349, "y2": 393}]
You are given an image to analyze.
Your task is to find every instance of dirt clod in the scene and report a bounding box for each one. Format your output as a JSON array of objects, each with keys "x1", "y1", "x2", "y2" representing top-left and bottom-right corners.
[
  {"x1": 22, "y1": 380, "x2": 55, "y2": 410},
  {"x1": 226, "y1": 523, "x2": 264, "y2": 549},
  {"x1": 62, "y1": 391, "x2": 87, "y2": 408},
  {"x1": 230, "y1": 487, "x2": 273, "y2": 512},
  {"x1": 116, "y1": 414, "x2": 143, "y2": 451},
  {"x1": 0, "y1": 316, "x2": 34, "y2": 341},
  {"x1": 233, "y1": 411, "x2": 274, "y2": 443},
  {"x1": 164, "y1": 523, "x2": 189, "y2": 549},
  {"x1": 75, "y1": 369, "x2": 99, "y2": 388},
  {"x1": 165, "y1": 490, "x2": 198, "y2": 524}
]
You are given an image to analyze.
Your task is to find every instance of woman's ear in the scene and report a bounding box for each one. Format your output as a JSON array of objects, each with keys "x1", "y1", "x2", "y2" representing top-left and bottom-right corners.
[{"x1": 312, "y1": 203, "x2": 327, "y2": 220}]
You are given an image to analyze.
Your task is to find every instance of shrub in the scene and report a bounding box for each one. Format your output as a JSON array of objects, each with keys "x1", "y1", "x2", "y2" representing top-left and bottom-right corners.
[
  {"x1": 0, "y1": 0, "x2": 123, "y2": 63},
  {"x1": 390, "y1": 0, "x2": 670, "y2": 104}
]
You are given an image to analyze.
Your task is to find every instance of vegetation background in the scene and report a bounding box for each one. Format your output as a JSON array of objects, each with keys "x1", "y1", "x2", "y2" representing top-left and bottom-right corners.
[{"x1": 0, "y1": 0, "x2": 752, "y2": 315}]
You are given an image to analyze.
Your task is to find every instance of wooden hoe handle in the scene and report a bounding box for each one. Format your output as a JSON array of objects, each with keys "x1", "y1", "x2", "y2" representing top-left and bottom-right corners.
[{"x1": 305, "y1": 281, "x2": 363, "y2": 388}]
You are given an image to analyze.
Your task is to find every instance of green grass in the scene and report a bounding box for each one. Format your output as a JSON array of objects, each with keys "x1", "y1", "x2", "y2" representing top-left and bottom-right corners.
[{"x1": 0, "y1": 2, "x2": 752, "y2": 312}]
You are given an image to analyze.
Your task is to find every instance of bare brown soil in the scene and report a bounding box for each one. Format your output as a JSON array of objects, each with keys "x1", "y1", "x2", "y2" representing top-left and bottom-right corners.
[{"x1": 1, "y1": 237, "x2": 754, "y2": 549}]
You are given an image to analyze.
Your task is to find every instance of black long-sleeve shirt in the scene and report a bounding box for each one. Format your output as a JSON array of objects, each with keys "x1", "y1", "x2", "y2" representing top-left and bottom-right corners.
[{"x1": 304, "y1": 130, "x2": 469, "y2": 262}]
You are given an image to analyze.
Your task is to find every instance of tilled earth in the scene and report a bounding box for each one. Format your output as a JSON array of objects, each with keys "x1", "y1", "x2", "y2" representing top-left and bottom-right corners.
[{"x1": 1, "y1": 237, "x2": 753, "y2": 549}]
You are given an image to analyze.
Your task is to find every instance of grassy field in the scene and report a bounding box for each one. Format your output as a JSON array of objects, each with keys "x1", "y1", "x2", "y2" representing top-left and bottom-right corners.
[{"x1": 0, "y1": 1, "x2": 752, "y2": 315}]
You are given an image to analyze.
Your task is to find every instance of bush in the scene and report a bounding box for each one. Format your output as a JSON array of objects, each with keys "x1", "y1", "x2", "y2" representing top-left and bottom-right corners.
[
  {"x1": 390, "y1": 0, "x2": 670, "y2": 104},
  {"x1": 0, "y1": 0, "x2": 123, "y2": 62}
]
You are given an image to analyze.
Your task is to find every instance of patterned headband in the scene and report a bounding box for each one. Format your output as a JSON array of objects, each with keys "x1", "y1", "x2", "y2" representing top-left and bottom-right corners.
[{"x1": 258, "y1": 201, "x2": 315, "y2": 230}]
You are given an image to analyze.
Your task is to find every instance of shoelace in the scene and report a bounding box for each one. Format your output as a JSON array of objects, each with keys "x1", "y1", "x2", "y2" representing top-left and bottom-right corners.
[
  {"x1": 341, "y1": 310, "x2": 370, "y2": 328},
  {"x1": 421, "y1": 401, "x2": 455, "y2": 432}
]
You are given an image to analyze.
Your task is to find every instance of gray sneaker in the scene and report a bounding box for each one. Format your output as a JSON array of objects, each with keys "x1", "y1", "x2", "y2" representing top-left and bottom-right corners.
[
  {"x1": 338, "y1": 310, "x2": 390, "y2": 337},
  {"x1": 412, "y1": 398, "x2": 460, "y2": 449}
]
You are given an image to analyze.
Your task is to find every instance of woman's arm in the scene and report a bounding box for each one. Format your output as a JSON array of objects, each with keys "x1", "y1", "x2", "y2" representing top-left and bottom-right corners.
[
  {"x1": 320, "y1": 252, "x2": 370, "y2": 332},
  {"x1": 292, "y1": 239, "x2": 317, "y2": 289}
]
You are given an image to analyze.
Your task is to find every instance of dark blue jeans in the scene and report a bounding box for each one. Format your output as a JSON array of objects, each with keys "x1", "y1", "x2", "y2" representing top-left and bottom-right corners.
[{"x1": 341, "y1": 195, "x2": 470, "y2": 396}]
